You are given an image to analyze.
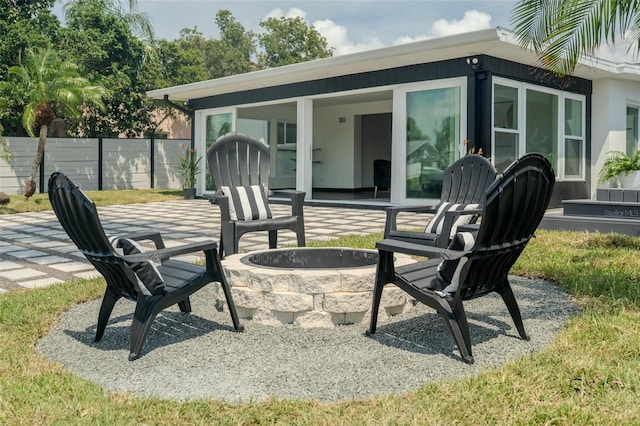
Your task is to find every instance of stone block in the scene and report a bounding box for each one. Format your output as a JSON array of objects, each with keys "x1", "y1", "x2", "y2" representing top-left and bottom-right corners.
[
  {"x1": 323, "y1": 291, "x2": 371, "y2": 313},
  {"x1": 344, "y1": 311, "x2": 367, "y2": 325},
  {"x1": 294, "y1": 311, "x2": 334, "y2": 328},
  {"x1": 380, "y1": 285, "x2": 407, "y2": 308},
  {"x1": 289, "y1": 270, "x2": 342, "y2": 294},
  {"x1": 252, "y1": 307, "x2": 292, "y2": 326},
  {"x1": 248, "y1": 271, "x2": 292, "y2": 292},
  {"x1": 264, "y1": 291, "x2": 313, "y2": 312},
  {"x1": 313, "y1": 293, "x2": 325, "y2": 311},
  {"x1": 231, "y1": 287, "x2": 264, "y2": 309},
  {"x1": 339, "y1": 270, "x2": 375, "y2": 291}
]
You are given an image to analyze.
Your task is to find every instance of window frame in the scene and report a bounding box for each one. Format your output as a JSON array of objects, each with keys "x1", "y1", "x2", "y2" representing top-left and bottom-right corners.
[{"x1": 492, "y1": 77, "x2": 586, "y2": 181}]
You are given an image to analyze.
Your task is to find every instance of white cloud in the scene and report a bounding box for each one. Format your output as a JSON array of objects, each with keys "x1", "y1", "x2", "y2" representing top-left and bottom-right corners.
[
  {"x1": 392, "y1": 10, "x2": 492, "y2": 46},
  {"x1": 262, "y1": 8, "x2": 492, "y2": 56},
  {"x1": 313, "y1": 19, "x2": 384, "y2": 56},
  {"x1": 430, "y1": 10, "x2": 492, "y2": 37},
  {"x1": 264, "y1": 7, "x2": 306, "y2": 20}
]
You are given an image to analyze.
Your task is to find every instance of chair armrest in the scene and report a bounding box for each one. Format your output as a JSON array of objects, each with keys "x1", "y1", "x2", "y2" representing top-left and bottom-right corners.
[
  {"x1": 202, "y1": 193, "x2": 216, "y2": 204},
  {"x1": 384, "y1": 204, "x2": 439, "y2": 237},
  {"x1": 271, "y1": 189, "x2": 306, "y2": 217},
  {"x1": 126, "y1": 231, "x2": 165, "y2": 250},
  {"x1": 122, "y1": 240, "x2": 219, "y2": 264},
  {"x1": 376, "y1": 238, "x2": 468, "y2": 260},
  {"x1": 211, "y1": 193, "x2": 232, "y2": 221},
  {"x1": 437, "y1": 208, "x2": 483, "y2": 248}
]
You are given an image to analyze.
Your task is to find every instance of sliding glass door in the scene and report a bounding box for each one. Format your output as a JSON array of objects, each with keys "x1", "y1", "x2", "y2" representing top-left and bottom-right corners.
[{"x1": 395, "y1": 79, "x2": 466, "y2": 202}]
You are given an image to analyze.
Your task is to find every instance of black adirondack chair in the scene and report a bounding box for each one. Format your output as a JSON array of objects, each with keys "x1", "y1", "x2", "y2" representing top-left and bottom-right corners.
[
  {"x1": 368, "y1": 153, "x2": 555, "y2": 363},
  {"x1": 207, "y1": 132, "x2": 306, "y2": 258},
  {"x1": 384, "y1": 154, "x2": 497, "y2": 247},
  {"x1": 48, "y1": 172, "x2": 243, "y2": 361}
]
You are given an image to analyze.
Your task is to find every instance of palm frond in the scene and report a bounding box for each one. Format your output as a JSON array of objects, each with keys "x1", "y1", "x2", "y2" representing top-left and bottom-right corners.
[{"x1": 512, "y1": 0, "x2": 640, "y2": 74}]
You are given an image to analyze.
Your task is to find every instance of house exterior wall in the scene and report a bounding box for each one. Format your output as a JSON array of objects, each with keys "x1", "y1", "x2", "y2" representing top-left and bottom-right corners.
[
  {"x1": 185, "y1": 55, "x2": 593, "y2": 205},
  {"x1": 592, "y1": 78, "x2": 640, "y2": 195}
]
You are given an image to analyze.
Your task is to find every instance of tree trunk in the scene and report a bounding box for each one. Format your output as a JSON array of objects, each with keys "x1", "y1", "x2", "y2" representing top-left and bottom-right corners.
[{"x1": 24, "y1": 125, "x2": 48, "y2": 201}]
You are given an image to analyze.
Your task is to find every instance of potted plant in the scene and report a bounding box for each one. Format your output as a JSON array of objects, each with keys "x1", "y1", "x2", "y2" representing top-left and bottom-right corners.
[
  {"x1": 176, "y1": 143, "x2": 202, "y2": 199},
  {"x1": 598, "y1": 150, "x2": 640, "y2": 188}
]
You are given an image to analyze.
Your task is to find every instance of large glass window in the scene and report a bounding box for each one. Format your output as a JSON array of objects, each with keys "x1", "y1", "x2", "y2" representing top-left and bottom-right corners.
[
  {"x1": 205, "y1": 112, "x2": 232, "y2": 190},
  {"x1": 526, "y1": 89, "x2": 558, "y2": 170},
  {"x1": 492, "y1": 78, "x2": 585, "y2": 180},
  {"x1": 493, "y1": 84, "x2": 519, "y2": 171},
  {"x1": 276, "y1": 122, "x2": 297, "y2": 176},
  {"x1": 565, "y1": 98, "x2": 584, "y2": 178},
  {"x1": 406, "y1": 86, "x2": 460, "y2": 199}
]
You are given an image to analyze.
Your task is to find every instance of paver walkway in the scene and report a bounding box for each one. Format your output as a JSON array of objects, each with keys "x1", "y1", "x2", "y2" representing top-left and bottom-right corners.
[{"x1": 0, "y1": 200, "x2": 420, "y2": 292}]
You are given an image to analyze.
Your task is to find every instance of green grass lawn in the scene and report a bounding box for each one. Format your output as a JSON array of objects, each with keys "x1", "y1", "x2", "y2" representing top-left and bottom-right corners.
[
  {"x1": 0, "y1": 189, "x2": 183, "y2": 214},
  {"x1": 2, "y1": 193, "x2": 640, "y2": 424}
]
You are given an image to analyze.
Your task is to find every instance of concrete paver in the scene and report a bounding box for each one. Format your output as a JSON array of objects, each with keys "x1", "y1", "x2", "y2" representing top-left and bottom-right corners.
[{"x1": 0, "y1": 199, "x2": 422, "y2": 292}]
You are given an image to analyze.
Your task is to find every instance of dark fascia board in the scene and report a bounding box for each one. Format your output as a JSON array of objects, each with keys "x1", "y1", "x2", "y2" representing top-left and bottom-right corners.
[{"x1": 189, "y1": 55, "x2": 592, "y2": 111}]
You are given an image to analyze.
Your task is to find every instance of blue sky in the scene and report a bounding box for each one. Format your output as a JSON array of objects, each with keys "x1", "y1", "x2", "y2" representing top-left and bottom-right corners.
[{"x1": 53, "y1": 1, "x2": 520, "y2": 56}]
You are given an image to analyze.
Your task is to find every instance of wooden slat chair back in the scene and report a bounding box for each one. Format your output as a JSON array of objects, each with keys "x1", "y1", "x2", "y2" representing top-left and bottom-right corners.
[
  {"x1": 369, "y1": 153, "x2": 555, "y2": 363},
  {"x1": 48, "y1": 172, "x2": 243, "y2": 360},
  {"x1": 207, "y1": 132, "x2": 306, "y2": 257},
  {"x1": 384, "y1": 154, "x2": 498, "y2": 247}
]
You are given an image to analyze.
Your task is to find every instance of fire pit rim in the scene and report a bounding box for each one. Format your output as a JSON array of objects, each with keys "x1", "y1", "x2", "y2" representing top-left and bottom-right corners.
[{"x1": 238, "y1": 247, "x2": 379, "y2": 271}]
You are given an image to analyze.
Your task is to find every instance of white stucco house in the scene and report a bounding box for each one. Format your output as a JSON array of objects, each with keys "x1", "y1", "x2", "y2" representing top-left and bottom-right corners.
[{"x1": 147, "y1": 27, "x2": 640, "y2": 207}]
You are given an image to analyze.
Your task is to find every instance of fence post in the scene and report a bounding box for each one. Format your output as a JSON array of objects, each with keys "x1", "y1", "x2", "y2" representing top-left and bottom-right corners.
[
  {"x1": 98, "y1": 136, "x2": 103, "y2": 190},
  {"x1": 38, "y1": 144, "x2": 45, "y2": 194},
  {"x1": 150, "y1": 136, "x2": 155, "y2": 189}
]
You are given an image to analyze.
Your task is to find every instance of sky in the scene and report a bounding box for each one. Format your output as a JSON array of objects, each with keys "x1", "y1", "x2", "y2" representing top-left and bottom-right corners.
[{"x1": 52, "y1": 0, "x2": 521, "y2": 56}]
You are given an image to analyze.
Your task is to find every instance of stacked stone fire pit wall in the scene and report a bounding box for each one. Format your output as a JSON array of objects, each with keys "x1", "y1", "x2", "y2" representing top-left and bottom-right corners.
[{"x1": 218, "y1": 248, "x2": 416, "y2": 328}]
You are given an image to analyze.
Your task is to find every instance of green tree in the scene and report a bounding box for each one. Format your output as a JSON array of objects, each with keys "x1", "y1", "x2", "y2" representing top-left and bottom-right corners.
[
  {"x1": 208, "y1": 10, "x2": 256, "y2": 77},
  {"x1": 0, "y1": 0, "x2": 62, "y2": 134},
  {"x1": 258, "y1": 15, "x2": 333, "y2": 68},
  {"x1": 511, "y1": 0, "x2": 640, "y2": 75},
  {"x1": 62, "y1": 0, "x2": 156, "y2": 137},
  {"x1": 64, "y1": 0, "x2": 154, "y2": 42},
  {"x1": 4, "y1": 47, "x2": 104, "y2": 199}
]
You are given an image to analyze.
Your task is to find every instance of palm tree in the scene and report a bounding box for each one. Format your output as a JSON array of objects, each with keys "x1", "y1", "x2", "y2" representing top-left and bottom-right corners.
[
  {"x1": 64, "y1": 0, "x2": 155, "y2": 58},
  {"x1": 511, "y1": 0, "x2": 640, "y2": 75},
  {"x1": 7, "y1": 47, "x2": 105, "y2": 200}
]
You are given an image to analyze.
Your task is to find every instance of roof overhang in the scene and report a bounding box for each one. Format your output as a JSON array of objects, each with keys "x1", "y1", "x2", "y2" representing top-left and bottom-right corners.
[{"x1": 147, "y1": 27, "x2": 640, "y2": 102}]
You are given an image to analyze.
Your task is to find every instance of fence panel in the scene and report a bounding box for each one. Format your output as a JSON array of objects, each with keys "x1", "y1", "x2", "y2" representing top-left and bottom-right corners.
[
  {"x1": 0, "y1": 137, "x2": 38, "y2": 194},
  {"x1": 0, "y1": 137, "x2": 189, "y2": 194},
  {"x1": 44, "y1": 138, "x2": 100, "y2": 190}
]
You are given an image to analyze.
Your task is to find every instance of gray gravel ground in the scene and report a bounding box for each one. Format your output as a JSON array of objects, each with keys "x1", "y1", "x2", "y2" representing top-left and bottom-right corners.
[{"x1": 37, "y1": 276, "x2": 578, "y2": 403}]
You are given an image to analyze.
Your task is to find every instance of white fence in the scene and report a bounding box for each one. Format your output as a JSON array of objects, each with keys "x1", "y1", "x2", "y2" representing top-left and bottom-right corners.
[{"x1": 0, "y1": 137, "x2": 190, "y2": 194}]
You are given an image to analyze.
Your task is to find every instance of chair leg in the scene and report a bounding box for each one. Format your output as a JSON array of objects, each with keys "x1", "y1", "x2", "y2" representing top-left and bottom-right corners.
[
  {"x1": 447, "y1": 299, "x2": 474, "y2": 364},
  {"x1": 367, "y1": 250, "x2": 395, "y2": 336},
  {"x1": 296, "y1": 220, "x2": 306, "y2": 247},
  {"x1": 207, "y1": 249, "x2": 244, "y2": 332},
  {"x1": 129, "y1": 298, "x2": 159, "y2": 361},
  {"x1": 221, "y1": 223, "x2": 236, "y2": 257},
  {"x1": 95, "y1": 286, "x2": 121, "y2": 342},
  {"x1": 497, "y1": 279, "x2": 529, "y2": 340},
  {"x1": 178, "y1": 297, "x2": 192, "y2": 313},
  {"x1": 268, "y1": 230, "x2": 277, "y2": 249}
]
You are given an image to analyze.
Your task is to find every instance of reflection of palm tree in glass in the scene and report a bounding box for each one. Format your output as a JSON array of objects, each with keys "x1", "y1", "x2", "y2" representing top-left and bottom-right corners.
[
  {"x1": 434, "y1": 115, "x2": 455, "y2": 170},
  {"x1": 407, "y1": 117, "x2": 427, "y2": 141},
  {"x1": 218, "y1": 121, "x2": 231, "y2": 137}
]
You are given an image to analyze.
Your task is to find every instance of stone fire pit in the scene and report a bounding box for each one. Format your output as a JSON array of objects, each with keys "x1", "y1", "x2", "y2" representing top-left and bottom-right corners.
[{"x1": 219, "y1": 247, "x2": 415, "y2": 328}]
